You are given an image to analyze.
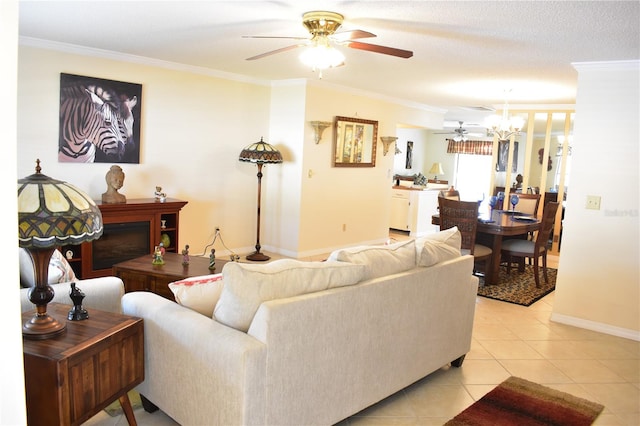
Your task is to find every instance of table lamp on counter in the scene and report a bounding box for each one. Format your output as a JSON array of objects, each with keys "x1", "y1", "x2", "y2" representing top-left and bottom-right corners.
[{"x1": 428, "y1": 162, "x2": 444, "y2": 181}]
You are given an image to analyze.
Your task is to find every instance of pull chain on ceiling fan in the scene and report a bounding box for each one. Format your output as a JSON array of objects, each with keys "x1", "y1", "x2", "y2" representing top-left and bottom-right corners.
[{"x1": 243, "y1": 11, "x2": 413, "y2": 77}]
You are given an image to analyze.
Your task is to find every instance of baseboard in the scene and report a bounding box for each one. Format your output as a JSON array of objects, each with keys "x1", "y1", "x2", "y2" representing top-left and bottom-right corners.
[{"x1": 550, "y1": 313, "x2": 640, "y2": 341}]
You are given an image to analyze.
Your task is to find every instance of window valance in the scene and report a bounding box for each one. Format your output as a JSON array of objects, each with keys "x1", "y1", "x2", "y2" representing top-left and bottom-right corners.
[{"x1": 446, "y1": 139, "x2": 493, "y2": 155}]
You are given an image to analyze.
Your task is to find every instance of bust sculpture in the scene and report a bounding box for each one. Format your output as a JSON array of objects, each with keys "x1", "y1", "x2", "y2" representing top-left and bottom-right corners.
[{"x1": 102, "y1": 165, "x2": 127, "y2": 204}]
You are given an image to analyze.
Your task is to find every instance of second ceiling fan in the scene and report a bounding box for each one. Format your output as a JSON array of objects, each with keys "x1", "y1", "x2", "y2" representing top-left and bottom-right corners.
[
  {"x1": 433, "y1": 121, "x2": 486, "y2": 142},
  {"x1": 244, "y1": 11, "x2": 413, "y2": 70}
]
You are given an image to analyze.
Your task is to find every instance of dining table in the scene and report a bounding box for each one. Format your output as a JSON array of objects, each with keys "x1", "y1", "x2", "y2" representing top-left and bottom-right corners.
[{"x1": 432, "y1": 209, "x2": 541, "y2": 285}]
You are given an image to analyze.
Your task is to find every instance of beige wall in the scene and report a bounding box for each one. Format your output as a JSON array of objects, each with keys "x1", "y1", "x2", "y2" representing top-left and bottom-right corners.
[
  {"x1": 552, "y1": 61, "x2": 640, "y2": 339},
  {"x1": 393, "y1": 127, "x2": 430, "y2": 178},
  {"x1": 17, "y1": 45, "x2": 444, "y2": 260},
  {"x1": 267, "y1": 82, "x2": 445, "y2": 258},
  {"x1": 18, "y1": 45, "x2": 273, "y2": 258}
]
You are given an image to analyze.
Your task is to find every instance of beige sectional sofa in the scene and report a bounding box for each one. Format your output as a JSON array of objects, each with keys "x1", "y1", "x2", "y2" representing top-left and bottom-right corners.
[
  {"x1": 121, "y1": 228, "x2": 478, "y2": 425},
  {"x1": 20, "y1": 277, "x2": 125, "y2": 314}
]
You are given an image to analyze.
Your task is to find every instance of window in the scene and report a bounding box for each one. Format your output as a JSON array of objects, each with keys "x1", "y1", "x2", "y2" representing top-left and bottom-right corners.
[{"x1": 454, "y1": 154, "x2": 492, "y2": 202}]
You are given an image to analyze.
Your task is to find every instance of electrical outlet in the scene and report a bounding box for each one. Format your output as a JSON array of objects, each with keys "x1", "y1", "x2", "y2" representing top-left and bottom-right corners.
[{"x1": 586, "y1": 195, "x2": 601, "y2": 210}]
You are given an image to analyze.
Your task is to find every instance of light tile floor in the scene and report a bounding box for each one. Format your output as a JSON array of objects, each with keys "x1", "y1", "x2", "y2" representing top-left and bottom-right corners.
[{"x1": 83, "y1": 233, "x2": 640, "y2": 426}]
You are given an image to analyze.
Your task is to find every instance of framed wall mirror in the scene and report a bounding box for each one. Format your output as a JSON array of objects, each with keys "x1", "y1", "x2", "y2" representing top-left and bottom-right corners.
[{"x1": 333, "y1": 116, "x2": 378, "y2": 167}]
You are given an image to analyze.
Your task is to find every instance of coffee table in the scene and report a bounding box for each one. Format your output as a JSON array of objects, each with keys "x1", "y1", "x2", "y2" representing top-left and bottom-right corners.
[{"x1": 113, "y1": 252, "x2": 228, "y2": 301}]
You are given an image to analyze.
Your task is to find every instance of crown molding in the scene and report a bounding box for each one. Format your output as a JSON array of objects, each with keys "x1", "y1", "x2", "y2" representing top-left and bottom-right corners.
[
  {"x1": 572, "y1": 60, "x2": 640, "y2": 72},
  {"x1": 21, "y1": 36, "x2": 445, "y2": 113},
  {"x1": 19, "y1": 36, "x2": 271, "y2": 87}
]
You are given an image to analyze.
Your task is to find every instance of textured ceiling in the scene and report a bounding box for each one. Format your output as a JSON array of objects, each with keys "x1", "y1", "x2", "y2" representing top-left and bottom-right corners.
[{"x1": 18, "y1": 1, "x2": 640, "y2": 125}]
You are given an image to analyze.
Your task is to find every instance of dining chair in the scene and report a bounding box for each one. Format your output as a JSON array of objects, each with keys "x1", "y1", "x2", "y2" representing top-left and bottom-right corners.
[
  {"x1": 513, "y1": 192, "x2": 543, "y2": 264},
  {"x1": 438, "y1": 197, "x2": 492, "y2": 275},
  {"x1": 514, "y1": 193, "x2": 541, "y2": 216},
  {"x1": 500, "y1": 201, "x2": 560, "y2": 288}
]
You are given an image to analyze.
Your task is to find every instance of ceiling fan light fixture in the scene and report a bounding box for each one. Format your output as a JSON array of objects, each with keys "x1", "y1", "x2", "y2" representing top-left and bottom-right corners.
[
  {"x1": 245, "y1": 10, "x2": 412, "y2": 66},
  {"x1": 302, "y1": 11, "x2": 344, "y2": 36},
  {"x1": 299, "y1": 37, "x2": 345, "y2": 72}
]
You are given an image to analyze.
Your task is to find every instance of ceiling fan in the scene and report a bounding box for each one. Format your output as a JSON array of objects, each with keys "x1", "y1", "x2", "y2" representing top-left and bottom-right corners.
[
  {"x1": 243, "y1": 11, "x2": 413, "y2": 65},
  {"x1": 433, "y1": 121, "x2": 486, "y2": 141}
]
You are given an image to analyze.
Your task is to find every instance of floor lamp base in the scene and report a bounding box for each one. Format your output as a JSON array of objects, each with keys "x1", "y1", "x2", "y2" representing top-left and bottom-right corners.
[{"x1": 246, "y1": 251, "x2": 270, "y2": 262}]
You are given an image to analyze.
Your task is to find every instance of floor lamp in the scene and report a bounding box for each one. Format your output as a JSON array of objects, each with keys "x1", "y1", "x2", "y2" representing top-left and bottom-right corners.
[
  {"x1": 18, "y1": 160, "x2": 103, "y2": 339},
  {"x1": 239, "y1": 137, "x2": 283, "y2": 261}
]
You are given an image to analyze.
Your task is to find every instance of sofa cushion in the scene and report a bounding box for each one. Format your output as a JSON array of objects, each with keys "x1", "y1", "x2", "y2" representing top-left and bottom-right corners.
[
  {"x1": 326, "y1": 239, "x2": 416, "y2": 280},
  {"x1": 214, "y1": 259, "x2": 366, "y2": 332},
  {"x1": 169, "y1": 273, "x2": 224, "y2": 317},
  {"x1": 19, "y1": 248, "x2": 77, "y2": 288},
  {"x1": 414, "y1": 227, "x2": 462, "y2": 267}
]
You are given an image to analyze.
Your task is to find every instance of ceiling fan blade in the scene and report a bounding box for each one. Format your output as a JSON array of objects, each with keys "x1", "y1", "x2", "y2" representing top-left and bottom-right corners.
[
  {"x1": 246, "y1": 44, "x2": 305, "y2": 61},
  {"x1": 331, "y1": 29, "x2": 376, "y2": 42},
  {"x1": 345, "y1": 41, "x2": 413, "y2": 58}
]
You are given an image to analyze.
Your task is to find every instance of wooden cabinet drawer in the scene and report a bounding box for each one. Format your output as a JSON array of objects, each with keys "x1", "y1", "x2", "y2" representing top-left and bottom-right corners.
[{"x1": 150, "y1": 276, "x2": 175, "y2": 300}]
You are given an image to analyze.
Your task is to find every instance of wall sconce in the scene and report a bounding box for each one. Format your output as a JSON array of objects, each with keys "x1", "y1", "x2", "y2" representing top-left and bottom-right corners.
[
  {"x1": 380, "y1": 136, "x2": 398, "y2": 156},
  {"x1": 309, "y1": 121, "x2": 332, "y2": 144}
]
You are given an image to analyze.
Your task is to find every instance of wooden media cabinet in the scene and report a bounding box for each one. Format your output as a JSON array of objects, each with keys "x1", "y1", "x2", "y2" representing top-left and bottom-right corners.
[{"x1": 60, "y1": 198, "x2": 187, "y2": 279}]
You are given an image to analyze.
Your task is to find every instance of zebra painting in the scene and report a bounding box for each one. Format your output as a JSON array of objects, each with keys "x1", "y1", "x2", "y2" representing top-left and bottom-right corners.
[{"x1": 58, "y1": 74, "x2": 142, "y2": 163}]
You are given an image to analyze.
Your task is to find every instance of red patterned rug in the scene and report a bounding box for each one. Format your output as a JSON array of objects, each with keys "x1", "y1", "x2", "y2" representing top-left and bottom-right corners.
[{"x1": 445, "y1": 377, "x2": 604, "y2": 426}]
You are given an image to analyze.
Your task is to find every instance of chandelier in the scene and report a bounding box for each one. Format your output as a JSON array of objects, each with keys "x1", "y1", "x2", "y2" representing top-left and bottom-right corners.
[{"x1": 486, "y1": 91, "x2": 525, "y2": 141}]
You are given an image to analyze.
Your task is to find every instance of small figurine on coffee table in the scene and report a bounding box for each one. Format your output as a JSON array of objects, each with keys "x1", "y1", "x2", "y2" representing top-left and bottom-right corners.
[
  {"x1": 152, "y1": 244, "x2": 165, "y2": 265},
  {"x1": 182, "y1": 244, "x2": 190, "y2": 266},
  {"x1": 68, "y1": 282, "x2": 89, "y2": 321},
  {"x1": 208, "y1": 248, "x2": 216, "y2": 271}
]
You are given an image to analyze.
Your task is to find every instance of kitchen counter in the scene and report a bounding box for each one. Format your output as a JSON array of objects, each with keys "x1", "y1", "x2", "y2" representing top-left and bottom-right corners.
[{"x1": 390, "y1": 186, "x2": 442, "y2": 236}]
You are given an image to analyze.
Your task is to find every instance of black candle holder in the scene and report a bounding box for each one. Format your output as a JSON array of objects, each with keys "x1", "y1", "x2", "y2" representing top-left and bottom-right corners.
[{"x1": 68, "y1": 282, "x2": 89, "y2": 321}]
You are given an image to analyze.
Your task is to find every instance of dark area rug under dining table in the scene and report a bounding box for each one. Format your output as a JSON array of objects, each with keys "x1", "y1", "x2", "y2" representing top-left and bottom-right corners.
[{"x1": 477, "y1": 265, "x2": 557, "y2": 306}]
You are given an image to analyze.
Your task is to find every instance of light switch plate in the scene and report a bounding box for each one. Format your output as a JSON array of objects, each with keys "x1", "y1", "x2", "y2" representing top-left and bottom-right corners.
[{"x1": 586, "y1": 195, "x2": 601, "y2": 210}]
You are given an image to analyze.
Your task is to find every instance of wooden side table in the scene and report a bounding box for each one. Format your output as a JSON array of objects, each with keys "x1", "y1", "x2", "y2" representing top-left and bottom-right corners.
[
  {"x1": 22, "y1": 304, "x2": 144, "y2": 426},
  {"x1": 113, "y1": 252, "x2": 228, "y2": 301}
]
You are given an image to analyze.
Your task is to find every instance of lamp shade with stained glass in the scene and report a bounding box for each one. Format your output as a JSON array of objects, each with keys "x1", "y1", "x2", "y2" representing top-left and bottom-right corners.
[
  {"x1": 239, "y1": 138, "x2": 282, "y2": 261},
  {"x1": 18, "y1": 160, "x2": 103, "y2": 339}
]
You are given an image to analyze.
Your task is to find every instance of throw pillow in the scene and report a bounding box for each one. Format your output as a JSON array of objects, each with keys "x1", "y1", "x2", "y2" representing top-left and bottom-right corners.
[
  {"x1": 326, "y1": 239, "x2": 416, "y2": 280},
  {"x1": 214, "y1": 259, "x2": 366, "y2": 332},
  {"x1": 168, "y1": 273, "x2": 224, "y2": 317},
  {"x1": 19, "y1": 248, "x2": 77, "y2": 288},
  {"x1": 49, "y1": 248, "x2": 77, "y2": 283},
  {"x1": 414, "y1": 227, "x2": 462, "y2": 267}
]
